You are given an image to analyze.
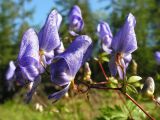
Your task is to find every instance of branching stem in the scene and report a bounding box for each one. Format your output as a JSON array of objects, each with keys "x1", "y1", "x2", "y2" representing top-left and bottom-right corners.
[
  {"x1": 125, "y1": 93, "x2": 155, "y2": 120},
  {"x1": 98, "y1": 61, "x2": 109, "y2": 80},
  {"x1": 96, "y1": 61, "x2": 155, "y2": 120}
]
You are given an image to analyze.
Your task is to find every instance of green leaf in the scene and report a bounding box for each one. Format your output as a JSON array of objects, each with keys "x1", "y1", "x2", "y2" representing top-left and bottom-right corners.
[
  {"x1": 126, "y1": 84, "x2": 138, "y2": 94},
  {"x1": 132, "y1": 82, "x2": 142, "y2": 88},
  {"x1": 128, "y1": 76, "x2": 142, "y2": 83},
  {"x1": 108, "y1": 77, "x2": 118, "y2": 88},
  {"x1": 101, "y1": 56, "x2": 109, "y2": 62},
  {"x1": 100, "y1": 52, "x2": 108, "y2": 57},
  {"x1": 98, "y1": 52, "x2": 109, "y2": 62}
]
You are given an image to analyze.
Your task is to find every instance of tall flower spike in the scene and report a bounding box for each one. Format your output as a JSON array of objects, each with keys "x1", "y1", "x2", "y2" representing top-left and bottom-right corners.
[
  {"x1": 38, "y1": 10, "x2": 61, "y2": 65},
  {"x1": 155, "y1": 51, "x2": 160, "y2": 65},
  {"x1": 109, "y1": 13, "x2": 137, "y2": 79},
  {"x1": 68, "y1": 5, "x2": 84, "y2": 36},
  {"x1": 6, "y1": 61, "x2": 16, "y2": 80},
  {"x1": 16, "y1": 28, "x2": 41, "y2": 84},
  {"x1": 97, "y1": 21, "x2": 113, "y2": 54},
  {"x1": 49, "y1": 35, "x2": 92, "y2": 100}
]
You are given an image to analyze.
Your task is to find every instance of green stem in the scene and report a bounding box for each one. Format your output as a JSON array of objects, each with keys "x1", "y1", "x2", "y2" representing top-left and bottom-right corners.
[{"x1": 98, "y1": 61, "x2": 109, "y2": 80}]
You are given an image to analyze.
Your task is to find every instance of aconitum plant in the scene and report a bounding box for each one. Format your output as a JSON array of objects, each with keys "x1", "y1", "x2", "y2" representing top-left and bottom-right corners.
[
  {"x1": 68, "y1": 5, "x2": 84, "y2": 36},
  {"x1": 6, "y1": 5, "x2": 160, "y2": 120},
  {"x1": 49, "y1": 35, "x2": 92, "y2": 100},
  {"x1": 108, "y1": 13, "x2": 137, "y2": 80}
]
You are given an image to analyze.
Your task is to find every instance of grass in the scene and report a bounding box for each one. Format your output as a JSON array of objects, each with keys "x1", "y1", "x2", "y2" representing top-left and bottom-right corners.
[
  {"x1": 0, "y1": 89, "x2": 109, "y2": 120},
  {"x1": 0, "y1": 89, "x2": 160, "y2": 120}
]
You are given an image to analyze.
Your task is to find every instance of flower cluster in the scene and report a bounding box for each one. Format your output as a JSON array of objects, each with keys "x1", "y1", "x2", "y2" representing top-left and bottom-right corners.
[
  {"x1": 6, "y1": 5, "x2": 92, "y2": 101},
  {"x1": 6, "y1": 5, "x2": 160, "y2": 119},
  {"x1": 6, "y1": 5, "x2": 139, "y2": 102}
]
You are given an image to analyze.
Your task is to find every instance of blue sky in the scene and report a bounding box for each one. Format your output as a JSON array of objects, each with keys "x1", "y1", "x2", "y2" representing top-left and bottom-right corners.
[{"x1": 26, "y1": 0, "x2": 109, "y2": 26}]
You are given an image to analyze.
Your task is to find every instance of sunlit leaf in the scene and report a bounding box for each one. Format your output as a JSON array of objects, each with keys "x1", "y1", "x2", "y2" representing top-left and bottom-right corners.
[
  {"x1": 128, "y1": 76, "x2": 142, "y2": 83},
  {"x1": 101, "y1": 56, "x2": 109, "y2": 62},
  {"x1": 109, "y1": 77, "x2": 118, "y2": 84}
]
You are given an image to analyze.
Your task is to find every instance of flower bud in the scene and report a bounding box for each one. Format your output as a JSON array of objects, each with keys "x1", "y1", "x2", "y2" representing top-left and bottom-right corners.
[
  {"x1": 141, "y1": 77, "x2": 155, "y2": 97},
  {"x1": 132, "y1": 59, "x2": 137, "y2": 75},
  {"x1": 83, "y1": 62, "x2": 92, "y2": 83}
]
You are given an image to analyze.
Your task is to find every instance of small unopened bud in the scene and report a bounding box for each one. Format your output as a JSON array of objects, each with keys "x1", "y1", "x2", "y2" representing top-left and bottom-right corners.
[
  {"x1": 84, "y1": 62, "x2": 92, "y2": 82},
  {"x1": 85, "y1": 62, "x2": 91, "y2": 75},
  {"x1": 132, "y1": 60, "x2": 137, "y2": 75},
  {"x1": 141, "y1": 77, "x2": 155, "y2": 97},
  {"x1": 156, "y1": 97, "x2": 160, "y2": 106}
]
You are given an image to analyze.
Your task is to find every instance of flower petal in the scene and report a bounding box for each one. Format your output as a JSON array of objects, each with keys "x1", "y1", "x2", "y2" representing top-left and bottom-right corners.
[
  {"x1": 43, "y1": 50, "x2": 54, "y2": 65},
  {"x1": 102, "y1": 44, "x2": 112, "y2": 54},
  {"x1": 20, "y1": 64, "x2": 40, "y2": 81},
  {"x1": 18, "y1": 28, "x2": 39, "y2": 62},
  {"x1": 15, "y1": 66, "x2": 27, "y2": 85},
  {"x1": 108, "y1": 55, "x2": 117, "y2": 76},
  {"x1": 6, "y1": 61, "x2": 16, "y2": 80},
  {"x1": 124, "y1": 53, "x2": 132, "y2": 68},
  {"x1": 97, "y1": 21, "x2": 112, "y2": 54},
  {"x1": 111, "y1": 13, "x2": 137, "y2": 54},
  {"x1": 48, "y1": 83, "x2": 70, "y2": 100},
  {"x1": 38, "y1": 10, "x2": 61, "y2": 52},
  {"x1": 51, "y1": 58, "x2": 71, "y2": 86},
  {"x1": 56, "y1": 12, "x2": 62, "y2": 30},
  {"x1": 54, "y1": 41, "x2": 65, "y2": 56},
  {"x1": 117, "y1": 59, "x2": 126, "y2": 80},
  {"x1": 97, "y1": 21, "x2": 112, "y2": 41},
  {"x1": 25, "y1": 76, "x2": 41, "y2": 103}
]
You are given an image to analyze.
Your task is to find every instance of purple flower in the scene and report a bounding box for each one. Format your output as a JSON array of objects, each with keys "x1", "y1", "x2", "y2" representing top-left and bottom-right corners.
[
  {"x1": 38, "y1": 10, "x2": 62, "y2": 65},
  {"x1": 155, "y1": 51, "x2": 160, "y2": 65},
  {"x1": 109, "y1": 13, "x2": 137, "y2": 79},
  {"x1": 97, "y1": 21, "x2": 112, "y2": 54},
  {"x1": 49, "y1": 35, "x2": 92, "y2": 100},
  {"x1": 6, "y1": 61, "x2": 16, "y2": 80},
  {"x1": 68, "y1": 5, "x2": 84, "y2": 36},
  {"x1": 16, "y1": 28, "x2": 41, "y2": 83},
  {"x1": 16, "y1": 28, "x2": 43, "y2": 102}
]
